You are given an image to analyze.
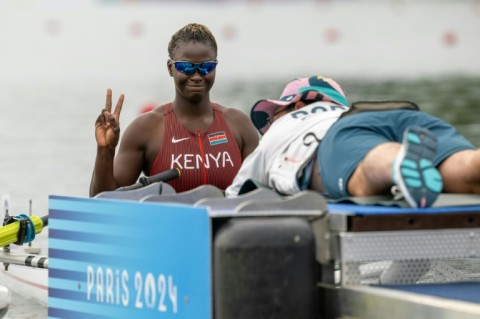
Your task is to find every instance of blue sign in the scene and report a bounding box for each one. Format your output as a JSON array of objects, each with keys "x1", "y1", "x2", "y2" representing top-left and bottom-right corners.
[{"x1": 48, "y1": 195, "x2": 211, "y2": 319}]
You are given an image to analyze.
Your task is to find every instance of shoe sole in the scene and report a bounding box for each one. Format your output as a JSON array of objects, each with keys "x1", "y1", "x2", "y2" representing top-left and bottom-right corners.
[{"x1": 393, "y1": 126, "x2": 443, "y2": 208}]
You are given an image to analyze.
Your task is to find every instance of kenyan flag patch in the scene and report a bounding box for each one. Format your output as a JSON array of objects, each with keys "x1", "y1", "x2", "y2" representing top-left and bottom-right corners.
[{"x1": 208, "y1": 131, "x2": 228, "y2": 145}]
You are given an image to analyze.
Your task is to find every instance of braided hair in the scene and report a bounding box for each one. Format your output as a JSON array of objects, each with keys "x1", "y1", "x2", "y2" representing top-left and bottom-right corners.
[{"x1": 168, "y1": 23, "x2": 218, "y2": 59}]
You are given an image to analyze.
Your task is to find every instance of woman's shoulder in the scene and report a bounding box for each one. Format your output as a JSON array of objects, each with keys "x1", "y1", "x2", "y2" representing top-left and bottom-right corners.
[
  {"x1": 215, "y1": 103, "x2": 259, "y2": 151},
  {"x1": 215, "y1": 103, "x2": 250, "y2": 121}
]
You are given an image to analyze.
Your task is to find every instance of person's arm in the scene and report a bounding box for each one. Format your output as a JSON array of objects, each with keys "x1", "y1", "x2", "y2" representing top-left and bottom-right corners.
[
  {"x1": 89, "y1": 89, "x2": 123, "y2": 196},
  {"x1": 89, "y1": 89, "x2": 146, "y2": 197},
  {"x1": 90, "y1": 145, "x2": 116, "y2": 197},
  {"x1": 90, "y1": 120, "x2": 149, "y2": 197}
]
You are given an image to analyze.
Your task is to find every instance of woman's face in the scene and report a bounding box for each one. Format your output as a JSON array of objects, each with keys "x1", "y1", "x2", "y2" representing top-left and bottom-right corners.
[{"x1": 168, "y1": 41, "x2": 217, "y2": 103}]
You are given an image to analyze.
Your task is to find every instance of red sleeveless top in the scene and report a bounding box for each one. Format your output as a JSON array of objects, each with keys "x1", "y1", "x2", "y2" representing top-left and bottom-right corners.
[{"x1": 149, "y1": 103, "x2": 243, "y2": 192}]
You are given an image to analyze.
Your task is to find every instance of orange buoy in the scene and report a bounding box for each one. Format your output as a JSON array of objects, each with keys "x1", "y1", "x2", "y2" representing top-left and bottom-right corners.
[{"x1": 139, "y1": 104, "x2": 156, "y2": 114}]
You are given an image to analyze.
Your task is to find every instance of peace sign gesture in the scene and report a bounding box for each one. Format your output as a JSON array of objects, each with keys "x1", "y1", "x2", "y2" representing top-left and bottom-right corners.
[{"x1": 95, "y1": 89, "x2": 124, "y2": 149}]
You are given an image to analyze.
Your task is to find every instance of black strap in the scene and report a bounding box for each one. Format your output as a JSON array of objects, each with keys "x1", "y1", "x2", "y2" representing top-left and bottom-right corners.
[
  {"x1": 341, "y1": 100, "x2": 420, "y2": 119},
  {"x1": 6, "y1": 217, "x2": 28, "y2": 245}
]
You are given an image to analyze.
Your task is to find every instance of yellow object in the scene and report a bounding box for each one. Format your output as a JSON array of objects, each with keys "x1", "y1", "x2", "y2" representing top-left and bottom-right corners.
[{"x1": 0, "y1": 216, "x2": 44, "y2": 247}]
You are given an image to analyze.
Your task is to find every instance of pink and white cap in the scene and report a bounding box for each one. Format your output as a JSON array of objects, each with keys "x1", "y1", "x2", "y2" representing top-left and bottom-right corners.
[{"x1": 250, "y1": 76, "x2": 348, "y2": 134}]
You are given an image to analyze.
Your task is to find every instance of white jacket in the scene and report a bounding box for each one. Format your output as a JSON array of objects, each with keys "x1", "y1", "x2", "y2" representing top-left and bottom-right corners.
[{"x1": 225, "y1": 101, "x2": 349, "y2": 197}]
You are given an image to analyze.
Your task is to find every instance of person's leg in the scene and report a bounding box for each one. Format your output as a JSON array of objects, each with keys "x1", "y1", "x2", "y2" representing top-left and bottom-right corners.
[
  {"x1": 347, "y1": 142, "x2": 400, "y2": 196},
  {"x1": 318, "y1": 110, "x2": 446, "y2": 207},
  {"x1": 349, "y1": 148, "x2": 480, "y2": 199},
  {"x1": 438, "y1": 149, "x2": 480, "y2": 193},
  {"x1": 392, "y1": 126, "x2": 442, "y2": 207},
  {"x1": 348, "y1": 126, "x2": 443, "y2": 208},
  {"x1": 426, "y1": 114, "x2": 478, "y2": 193},
  {"x1": 318, "y1": 110, "x2": 404, "y2": 198}
]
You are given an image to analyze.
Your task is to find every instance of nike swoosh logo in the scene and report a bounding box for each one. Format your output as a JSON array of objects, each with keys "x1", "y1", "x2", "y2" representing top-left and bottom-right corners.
[{"x1": 172, "y1": 137, "x2": 190, "y2": 143}]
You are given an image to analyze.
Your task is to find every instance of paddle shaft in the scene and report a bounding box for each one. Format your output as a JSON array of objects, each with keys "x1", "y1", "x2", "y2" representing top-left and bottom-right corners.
[
  {"x1": 116, "y1": 168, "x2": 181, "y2": 191},
  {"x1": 0, "y1": 251, "x2": 48, "y2": 268}
]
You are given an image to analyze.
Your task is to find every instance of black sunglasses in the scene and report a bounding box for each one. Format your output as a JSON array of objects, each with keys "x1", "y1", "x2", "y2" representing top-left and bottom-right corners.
[{"x1": 169, "y1": 60, "x2": 218, "y2": 76}]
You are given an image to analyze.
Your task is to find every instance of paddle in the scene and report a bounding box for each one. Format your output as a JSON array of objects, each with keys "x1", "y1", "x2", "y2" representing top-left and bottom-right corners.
[{"x1": 115, "y1": 168, "x2": 181, "y2": 191}]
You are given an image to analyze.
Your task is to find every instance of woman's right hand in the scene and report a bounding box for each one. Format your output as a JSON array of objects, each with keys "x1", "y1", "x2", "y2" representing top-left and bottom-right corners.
[{"x1": 95, "y1": 88, "x2": 124, "y2": 149}]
